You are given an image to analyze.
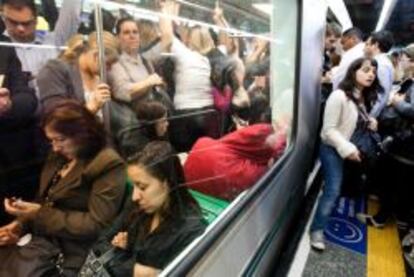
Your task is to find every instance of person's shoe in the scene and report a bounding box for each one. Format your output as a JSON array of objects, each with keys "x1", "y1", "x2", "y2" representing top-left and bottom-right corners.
[
  {"x1": 356, "y1": 213, "x2": 385, "y2": 228},
  {"x1": 310, "y1": 230, "x2": 325, "y2": 251}
]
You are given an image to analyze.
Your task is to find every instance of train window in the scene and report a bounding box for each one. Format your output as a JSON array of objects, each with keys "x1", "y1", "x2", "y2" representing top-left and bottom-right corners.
[{"x1": 0, "y1": 0, "x2": 297, "y2": 275}]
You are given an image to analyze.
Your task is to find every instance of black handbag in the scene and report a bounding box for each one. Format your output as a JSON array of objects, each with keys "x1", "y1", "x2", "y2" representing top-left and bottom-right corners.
[
  {"x1": 350, "y1": 104, "x2": 381, "y2": 164},
  {"x1": 0, "y1": 235, "x2": 64, "y2": 277},
  {"x1": 78, "y1": 248, "x2": 115, "y2": 277}
]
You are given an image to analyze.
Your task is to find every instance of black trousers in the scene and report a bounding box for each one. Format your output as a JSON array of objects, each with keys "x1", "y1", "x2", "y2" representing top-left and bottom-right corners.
[{"x1": 373, "y1": 153, "x2": 414, "y2": 224}]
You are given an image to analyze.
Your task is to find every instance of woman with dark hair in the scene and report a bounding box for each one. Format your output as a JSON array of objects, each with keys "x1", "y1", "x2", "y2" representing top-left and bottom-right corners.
[
  {"x1": 135, "y1": 101, "x2": 169, "y2": 141},
  {"x1": 117, "y1": 101, "x2": 169, "y2": 158},
  {"x1": 0, "y1": 101, "x2": 126, "y2": 276},
  {"x1": 81, "y1": 141, "x2": 206, "y2": 276},
  {"x1": 309, "y1": 57, "x2": 381, "y2": 251}
]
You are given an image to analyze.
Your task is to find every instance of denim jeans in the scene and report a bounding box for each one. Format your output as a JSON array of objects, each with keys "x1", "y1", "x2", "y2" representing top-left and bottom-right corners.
[{"x1": 310, "y1": 143, "x2": 344, "y2": 232}]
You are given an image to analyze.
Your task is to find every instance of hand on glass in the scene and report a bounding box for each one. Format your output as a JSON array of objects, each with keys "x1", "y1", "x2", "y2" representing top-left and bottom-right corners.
[
  {"x1": 4, "y1": 198, "x2": 41, "y2": 220},
  {"x1": 0, "y1": 88, "x2": 12, "y2": 116},
  {"x1": 111, "y1": 231, "x2": 128, "y2": 249},
  {"x1": 347, "y1": 150, "x2": 361, "y2": 162},
  {"x1": 0, "y1": 220, "x2": 22, "y2": 246}
]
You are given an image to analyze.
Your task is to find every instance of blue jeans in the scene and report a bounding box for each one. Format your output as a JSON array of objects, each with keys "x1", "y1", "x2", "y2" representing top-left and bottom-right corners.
[{"x1": 310, "y1": 143, "x2": 344, "y2": 232}]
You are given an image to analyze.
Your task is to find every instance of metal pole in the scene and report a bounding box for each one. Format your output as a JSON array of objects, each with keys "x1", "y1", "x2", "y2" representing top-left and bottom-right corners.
[{"x1": 94, "y1": 1, "x2": 112, "y2": 135}]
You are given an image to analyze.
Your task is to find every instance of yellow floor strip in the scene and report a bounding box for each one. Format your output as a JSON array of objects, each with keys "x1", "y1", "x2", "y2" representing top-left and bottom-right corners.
[{"x1": 367, "y1": 200, "x2": 406, "y2": 277}]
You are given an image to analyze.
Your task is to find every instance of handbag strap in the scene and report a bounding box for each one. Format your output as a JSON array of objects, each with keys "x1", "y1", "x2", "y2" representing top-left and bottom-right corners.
[{"x1": 98, "y1": 247, "x2": 118, "y2": 265}]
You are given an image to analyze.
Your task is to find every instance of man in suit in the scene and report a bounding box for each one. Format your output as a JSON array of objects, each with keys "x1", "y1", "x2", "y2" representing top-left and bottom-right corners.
[{"x1": 0, "y1": 32, "x2": 39, "y2": 225}]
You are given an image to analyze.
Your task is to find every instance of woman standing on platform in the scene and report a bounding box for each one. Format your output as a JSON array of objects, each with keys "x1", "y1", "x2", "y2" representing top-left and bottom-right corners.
[{"x1": 310, "y1": 57, "x2": 381, "y2": 251}]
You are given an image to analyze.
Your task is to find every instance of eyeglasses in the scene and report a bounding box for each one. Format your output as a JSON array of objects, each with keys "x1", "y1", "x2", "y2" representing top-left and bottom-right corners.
[{"x1": 2, "y1": 16, "x2": 36, "y2": 28}]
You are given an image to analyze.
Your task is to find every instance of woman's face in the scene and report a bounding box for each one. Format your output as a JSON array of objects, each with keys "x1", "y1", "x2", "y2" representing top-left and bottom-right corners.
[
  {"x1": 128, "y1": 165, "x2": 169, "y2": 214},
  {"x1": 155, "y1": 115, "x2": 169, "y2": 137},
  {"x1": 44, "y1": 125, "x2": 78, "y2": 160},
  {"x1": 400, "y1": 53, "x2": 414, "y2": 72},
  {"x1": 355, "y1": 60, "x2": 376, "y2": 89},
  {"x1": 118, "y1": 21, "x2": 140, "y2": 52}
]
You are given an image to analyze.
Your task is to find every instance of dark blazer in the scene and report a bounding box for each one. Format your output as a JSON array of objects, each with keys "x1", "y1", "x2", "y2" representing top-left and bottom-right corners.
[
  {"x1": 30, "y1": 147, "x2": 127, "y2": 270},
  {"x1": 0, "y1": 34, "x2": 39, "y2": 225}
]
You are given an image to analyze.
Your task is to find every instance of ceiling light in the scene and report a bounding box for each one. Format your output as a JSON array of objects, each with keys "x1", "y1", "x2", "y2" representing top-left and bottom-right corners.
[
  {"x1": 327, "y1": 0, "x2": 353, "y2": 30},
  {"x1": 375, "y1": 0, "x2": 397, "y2": 31}
]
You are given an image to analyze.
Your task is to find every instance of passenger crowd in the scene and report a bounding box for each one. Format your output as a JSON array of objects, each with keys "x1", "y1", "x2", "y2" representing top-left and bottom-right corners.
[
  {"x1": 311, "y1": 21, "x2": 414, "y2": 268},
  {"x1": 0, "y1": 0, "x2": 287, "y2": 276}
]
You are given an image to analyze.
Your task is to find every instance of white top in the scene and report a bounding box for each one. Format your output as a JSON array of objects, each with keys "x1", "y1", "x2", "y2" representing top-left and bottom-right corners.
[
  {"x1": 370, "y1": 53, "x2": 394, "y2": 118},
  {"x1": 170, "y1": 38, "x2": 213, "y2": 110},
  {"x1": 321, "y1": 89, "x2": 359, "y2": 158},
  {"x1": 332, "y1": 42, "x2": 365, "y2": 90}
]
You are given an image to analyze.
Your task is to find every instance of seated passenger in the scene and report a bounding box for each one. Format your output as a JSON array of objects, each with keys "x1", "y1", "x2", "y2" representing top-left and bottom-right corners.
[
  {"x1": 37, "y1": 32, "x2": 119, "y2": 116},
  {"x1": 0, "y1": 33, "x2": 38, "y2": 225},
  {"x1": 0, "y1": 101, "x2": 126, "y2": 276},
  {"x1": 80, "y1": 141, "x2": 206, "y2": 276},
  {"x1": 117, "y1": 101, "x2": 169, "y2": 158}
]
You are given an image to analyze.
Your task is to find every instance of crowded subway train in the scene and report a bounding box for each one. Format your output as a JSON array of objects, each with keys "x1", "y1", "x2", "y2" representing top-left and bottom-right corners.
[{"x1": 0, "y1": 0, "x2": 413, "y2": 276}]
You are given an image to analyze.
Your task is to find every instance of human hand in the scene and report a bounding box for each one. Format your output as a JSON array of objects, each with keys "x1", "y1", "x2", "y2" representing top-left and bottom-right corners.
[
  {"x1": 89, "y1": 83, "x2": 111, "y2": 113},
  {"x1": 391, "y1": 93, "x2": 406, "y2": 106},
  {"x1": 368, "y1": 117, "x2": 378, "y2": 132},
  {"x1": 213, "y1": 1, "x2": 224, "y2": 23},
  {"x1": 134, "y1": 263, "x2": 159, "y2": 277},
  {"x1": 0, "y1": 88, "x2": 12, "y2": 116},
  {"x1": 111, "y1": 231, "x2": 128, "y2": 249},
  {"x1": 147, "y1": 74, "x2": 164, "y2": 87},
  {"x1": 4, "y1": 198, "x2": 41, "y2": 220},
  {"x1": 0, "y1": 220, "x2": 22, "y2": 246},
  {"x1": 346, "y1": 150, "x2": 361, "y2": 162}
]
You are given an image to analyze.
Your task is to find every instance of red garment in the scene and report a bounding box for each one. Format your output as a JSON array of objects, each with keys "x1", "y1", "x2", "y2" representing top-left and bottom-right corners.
[{"x1": 184, "y1": 124, "x2": 286, "y2": 200}]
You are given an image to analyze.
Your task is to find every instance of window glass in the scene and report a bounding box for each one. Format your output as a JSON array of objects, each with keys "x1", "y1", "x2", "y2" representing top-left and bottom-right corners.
[{"x1": 0, "y1": 0, "x2": 297, "y2": 275}]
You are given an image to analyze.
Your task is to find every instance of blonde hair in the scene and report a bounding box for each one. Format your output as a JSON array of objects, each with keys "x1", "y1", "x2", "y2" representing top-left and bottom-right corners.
[
  {"x1": 60, "y1": 31, "x2": 120, "y2": 64},
  {"x1": 138, "y1": 20, "x2": 159, "y2": 50},
  {"x1": 188, "y1": 26, "x2": 215, "y2": 55}
]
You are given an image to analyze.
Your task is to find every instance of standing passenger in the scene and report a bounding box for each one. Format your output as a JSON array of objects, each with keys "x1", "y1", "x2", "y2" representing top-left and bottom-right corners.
[
  {"x1": 310, "y1": 58, "x2": 381, "y2": 251},
  {"x1": 37, "y1": 32, "x2": 119, "y2": 116},
  {"x1": 332, "y1": 27, "x2": 365, "y2": 90},
  {"x1": 1, "y1": 0, "x2": 81, "y2": 90},
  {"x1": 159, "y1": 1, "x2": 219, "y2": 152},
  {"x1": 109, "y1": 18, "x2": 165, "y2": 104},
  {"x1": 364, "y1": 30, "x2": 394, "y2": 117}
]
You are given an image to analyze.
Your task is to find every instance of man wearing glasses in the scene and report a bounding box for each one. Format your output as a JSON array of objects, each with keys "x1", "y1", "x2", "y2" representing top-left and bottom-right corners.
[{"x1": 1, "y1": 0, "x2": 81, "y2": 89}]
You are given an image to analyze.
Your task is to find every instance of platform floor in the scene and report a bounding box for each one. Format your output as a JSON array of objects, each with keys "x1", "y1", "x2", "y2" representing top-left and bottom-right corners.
[{"x1": 289, "y1": 197, "x2": 408, "y2": 277}]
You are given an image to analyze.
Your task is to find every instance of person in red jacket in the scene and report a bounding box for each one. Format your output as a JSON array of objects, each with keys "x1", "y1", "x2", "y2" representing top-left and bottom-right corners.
[{"x1": 184, "y1": 123, "x2": 286, "y2": 200}]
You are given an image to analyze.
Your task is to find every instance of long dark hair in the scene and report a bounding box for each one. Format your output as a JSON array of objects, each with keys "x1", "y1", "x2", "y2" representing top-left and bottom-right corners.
[
  {"x1": 126, "y1": 141, "x2": 201, "y2": 239},
  {"x1": 134, "y1": 101, "x2": 168, "y2": 140},
  {"x1": 338, "y1": 57, "x2": 383, "y2": 111}
]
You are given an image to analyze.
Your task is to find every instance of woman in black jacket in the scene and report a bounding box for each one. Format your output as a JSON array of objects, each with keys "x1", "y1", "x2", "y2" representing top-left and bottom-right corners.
[{"x1": 82, "y1": 141, "x2": 206, "y2": 276}]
